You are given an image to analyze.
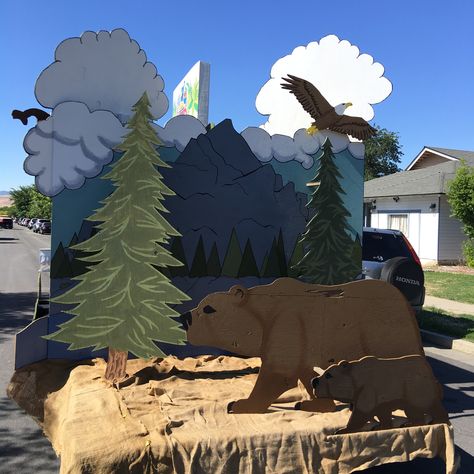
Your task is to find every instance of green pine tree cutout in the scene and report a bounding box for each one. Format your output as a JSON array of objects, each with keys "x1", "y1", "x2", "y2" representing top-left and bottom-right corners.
[
  {"x1": 260, "y1": 252, "x2": 269, "y2": 277},
  {"x1": 351, "y1": 233, "x2": 362, "y2": 271},
  {"x1": 276, "y1": 229, "x2": 288, "y2": 277},
  {"x1": 189, "y1": 235, "x2": 207, "y2": 277},
  {"x1": 69, "y1": 232, "x2": 79, "y2": 247},
  {"x1": 169, "y1": 236, "x2": 189, "y2": 277},
  {"x1": 238, "y1": 239, "x2": 260, "y2": 277},
  {"x1": 45, "y1": 93, "x2": 190, "y2": 380},
  {"x1": 206, "y1": 242, "x2": 222, "y2": 277},
  {"x1": 288, "y1": 236, "x2": 304, "y2": 278},
  {"x1": 222, "y1": 228, "x2": 242, "y2": 277},
  {"x1": 51, "y1": 242, "x2": 73, "y2": 279},
  {"x1": 261, "y1": 238, "x2": 281, "y2": 277},
  {"x1": 69, "y1": 232, "x2": 92, "y2": 278},
  {"x1": 294, "y1": 138, "x2": 361, "y2": 284}
]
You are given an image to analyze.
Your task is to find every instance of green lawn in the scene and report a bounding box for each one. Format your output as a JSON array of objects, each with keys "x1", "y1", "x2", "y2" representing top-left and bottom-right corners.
[
  {"x1": 417, "y1": 307, "x2": 474, "y2": 342},
  {"x1": 424, "y1": 271, "x2": 474, "y2": 304}
]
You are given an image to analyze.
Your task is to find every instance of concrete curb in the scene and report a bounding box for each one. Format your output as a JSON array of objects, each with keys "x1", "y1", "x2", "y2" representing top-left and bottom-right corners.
[{"x1": 420, "y1": 329, "x2": 474, "y2": 355}]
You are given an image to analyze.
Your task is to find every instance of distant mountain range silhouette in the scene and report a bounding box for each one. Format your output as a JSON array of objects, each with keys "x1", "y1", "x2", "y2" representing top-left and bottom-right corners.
[{"x1": 160, "y1": 119, "x2": 308, "y2": 269}]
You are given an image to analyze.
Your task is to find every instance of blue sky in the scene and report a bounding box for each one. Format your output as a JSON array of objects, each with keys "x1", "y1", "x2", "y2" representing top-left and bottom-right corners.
[{"x1": 1, "y1": 0, "x2": 473, "y2": 191}]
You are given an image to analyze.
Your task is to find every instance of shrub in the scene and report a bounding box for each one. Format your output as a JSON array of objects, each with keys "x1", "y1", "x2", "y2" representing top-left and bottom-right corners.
[
  {"x1": 447, "y1": 160, "x2": 474, "y2": 239},
  {"x1": 463, "y1": 239, "x2": 474, "y2": 268}
]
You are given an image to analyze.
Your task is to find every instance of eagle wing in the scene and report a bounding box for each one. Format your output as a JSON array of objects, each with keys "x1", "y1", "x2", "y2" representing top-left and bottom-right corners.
[
  {"x1": 281, "y1": 74, "x2": 334, "y2": 120},
  {"x1": 331, "y1": 115, "x2": 377, "y2": 141}
]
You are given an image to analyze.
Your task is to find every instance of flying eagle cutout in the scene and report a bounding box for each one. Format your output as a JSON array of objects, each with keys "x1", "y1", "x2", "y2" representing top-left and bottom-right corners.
[{"x1": 281, "y1": 74, "x2": 376, "y2": 141}]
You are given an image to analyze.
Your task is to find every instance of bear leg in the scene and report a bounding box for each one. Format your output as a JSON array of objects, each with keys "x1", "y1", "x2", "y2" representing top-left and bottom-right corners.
[
  {"x1": 404, "y1": 406, "x2": 427, "y2": 426},
  {"x1": 376, "y1": 409, "x2": 393, "y2": 430},
  {"x1": 297, "y1": 398, "x2": 337, "y2": 412},
  {"x1": 228, "y1": 366, "x2": 297, "y2": 414},
  {"x1": 296, "y1": 371, "x2": 336, "y2": 412},
  {"x1": 336, "y1": 409, "x2": 370, "y2": 434},
  {"x1": 429, "y1": 401, "x2": 449, "y2": 424}
]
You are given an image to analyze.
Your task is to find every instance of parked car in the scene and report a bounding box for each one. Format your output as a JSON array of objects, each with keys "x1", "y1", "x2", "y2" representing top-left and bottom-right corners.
[
  {"x1": 22, "y1": 218, "x2": 30, "y2": 226},
  {"x1": 362, "y1": 227, "x2": 425, "y2": 313},
  {"x1": 28, "y1": 218, "x2": 39, "y2": 230},
  {"x1": 0, "y1": 216, "x2": 13, "y2": 229},
  {"x1": 33, "y1": 219, "x2": 50, "y2": 233},
  {"x1": 38, "y1": 221, "x2": 51, "y2": 234}
]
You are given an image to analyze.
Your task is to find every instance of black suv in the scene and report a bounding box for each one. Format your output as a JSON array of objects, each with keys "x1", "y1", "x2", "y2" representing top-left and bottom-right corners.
[
  {"x1": 362, "y1": 227, "x2": 425, "y2": 313},
  {"x1": 0, "y1": 217, "x2": 13, "y2": 229}
]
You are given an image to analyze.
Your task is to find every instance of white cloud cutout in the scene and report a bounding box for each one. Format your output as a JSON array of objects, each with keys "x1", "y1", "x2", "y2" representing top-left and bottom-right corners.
[
  {"x1": 256, "y1": 35, "x2": 392, "y2": 137},
  {"x1": 24, "y1": 32, "x2": 387, "y2": 197},
  {"x1": 35, "y1": 29, "x2": 168, "y2": 123},
  {"x1": 241, "y1": 127, "x2": 365, "y2": 169},
  {"x1": 23, "y1": 102, "x2": 125, "y2": 196},
  {"x1": 154, "y1": 115, "x2": 206, "y2": 152}
]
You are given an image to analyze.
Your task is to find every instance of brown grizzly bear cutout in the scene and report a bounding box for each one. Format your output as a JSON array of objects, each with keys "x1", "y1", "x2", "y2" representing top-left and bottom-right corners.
[
  {"x1": 183, "y1": 278, "x2": 424, "y2": 414},
  {"x1": 312, "y1": 355, "x2": 449, "y2": 433}
]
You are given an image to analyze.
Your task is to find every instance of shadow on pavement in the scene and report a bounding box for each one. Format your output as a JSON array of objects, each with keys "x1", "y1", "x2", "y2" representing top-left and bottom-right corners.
[
  {"x1": 0, "y1": 292, "x2": 36, "y2": 343},
  {"x1": 0, "y1": 397, "x2": 59, "y2": 473},
  {"x1": 360, "y1": 446, "x2": 472, "y2": 473},
  {"x1": 427, "y1": 355, "x2": 474, "y2": 416}
]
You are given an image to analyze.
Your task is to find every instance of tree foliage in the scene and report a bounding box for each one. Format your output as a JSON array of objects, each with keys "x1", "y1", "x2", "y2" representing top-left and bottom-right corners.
[
  {"x1": 447, "y1": 160, "x2": 474, "y2": 239},
  {"x1": 0, "y1": 205, "x2": 16, "y2": 216},
  {"x1": 364, "y1": 126, "x2": 403, "y2": 181},
  {"x1": 46, "y1": 93, "x2": 190, "y2": 358},
  {"x1": 447, "y1": 160, "x2": 474, "y2": 267},
  {"x1": 9, "y1": 185, "x2": 52, "y2": 218}
]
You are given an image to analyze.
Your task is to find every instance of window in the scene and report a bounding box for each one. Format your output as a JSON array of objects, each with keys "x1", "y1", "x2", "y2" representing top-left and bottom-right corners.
[
  {"x1": 388, "y1": 214, "x2": 408, "y2": 235},
  {"x1": 362, "y1": 232, "x2": 412, "y2": 262}
]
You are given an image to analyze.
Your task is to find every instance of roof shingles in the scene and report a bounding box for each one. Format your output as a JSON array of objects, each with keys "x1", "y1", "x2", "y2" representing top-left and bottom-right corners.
[
  {"x1": 364, "y1": 161, "x2": 460, "y2": 198},
  {"x1": 428, "y1": 147, "x2": 474, "y2": 164}
]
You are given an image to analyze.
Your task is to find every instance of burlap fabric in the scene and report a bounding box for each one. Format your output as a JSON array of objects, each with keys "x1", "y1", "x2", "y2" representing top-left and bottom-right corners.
[{"x1": 8, "y1": 356, "x2": 456, "y2": 474}]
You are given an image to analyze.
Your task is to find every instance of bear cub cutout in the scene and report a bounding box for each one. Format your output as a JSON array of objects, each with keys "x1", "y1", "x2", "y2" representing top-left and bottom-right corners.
[{"x1": 312, "y1": 355, "x2": 449, "y2": 434}]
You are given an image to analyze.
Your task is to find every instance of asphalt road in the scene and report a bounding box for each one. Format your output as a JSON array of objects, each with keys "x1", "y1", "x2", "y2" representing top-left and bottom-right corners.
[
  {"x1": 0, "y1": 225, "x2": 473, "y2": 473},
  {"x1": 0, "y1": 225, "x2": 59, "y2": 473}
]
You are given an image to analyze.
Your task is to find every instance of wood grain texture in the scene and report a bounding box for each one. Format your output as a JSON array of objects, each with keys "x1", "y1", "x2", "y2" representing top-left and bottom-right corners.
[
  {"x1": 312, "y1": 355, "x2": 449, "y2": 433},
  {"x1": 184, "y1": 277, "x2": 424, "y2": 413},
  {"x1": 104, "y1": 347, "x2": 128, "y2": 382}
]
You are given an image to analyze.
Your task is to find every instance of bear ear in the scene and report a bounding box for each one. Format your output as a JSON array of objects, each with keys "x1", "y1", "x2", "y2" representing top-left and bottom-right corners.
[
  {"x1": 338, "y1": 360, "x2": 349, "y2": 369},
  {"x1": 229, "y1": 285, "x2": 248, "y2": 304}
]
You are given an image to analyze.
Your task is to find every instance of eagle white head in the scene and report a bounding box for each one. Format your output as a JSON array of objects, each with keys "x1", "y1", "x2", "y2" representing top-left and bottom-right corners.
[{"x1": 334, "y1": 102, "x2": 353, "y2": 116}]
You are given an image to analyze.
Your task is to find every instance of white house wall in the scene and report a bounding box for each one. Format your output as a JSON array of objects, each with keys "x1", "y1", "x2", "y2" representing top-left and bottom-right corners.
[
  {"x1": 438, "y1": 195, "x2": 466, "y2": 263},
  {"x1": 368, "y1": 195, "x2": 439, "y2": 263}
]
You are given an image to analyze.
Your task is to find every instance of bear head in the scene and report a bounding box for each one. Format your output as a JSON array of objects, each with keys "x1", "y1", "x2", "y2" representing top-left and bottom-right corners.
[
  {"x1": 311, "y1": 360, "x2": 355, "y2": 402},
  {"x1": 184, "y1": 285, "x2": 264, "y2": 356}
]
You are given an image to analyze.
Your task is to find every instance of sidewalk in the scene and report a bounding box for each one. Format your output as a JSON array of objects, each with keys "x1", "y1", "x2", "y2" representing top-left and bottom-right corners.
[
  {"x1": 424, "y1": 343, "x2": 474, "y2": 369},
  {"x1": 424, "y1": 295, "x2": 474, "y2": 316}
]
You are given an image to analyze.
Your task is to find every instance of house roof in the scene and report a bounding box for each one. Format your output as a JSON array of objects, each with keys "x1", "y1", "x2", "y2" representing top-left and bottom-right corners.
[
  {"x1": 364, "y1": 160, "x2": 461, "y2": 198},
  {"x1": 406, "y1": 146, "x2": 474, "y2": 170}
]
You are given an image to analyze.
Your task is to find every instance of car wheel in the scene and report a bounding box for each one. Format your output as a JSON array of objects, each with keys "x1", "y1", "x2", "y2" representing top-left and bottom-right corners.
[{"x1": 380, "y1": 256, "x2": 424, "y2": 304}]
